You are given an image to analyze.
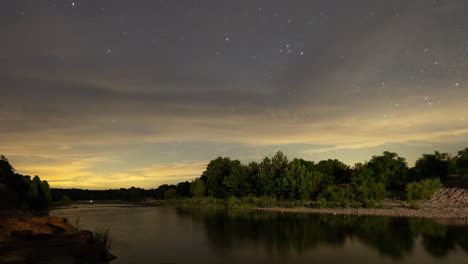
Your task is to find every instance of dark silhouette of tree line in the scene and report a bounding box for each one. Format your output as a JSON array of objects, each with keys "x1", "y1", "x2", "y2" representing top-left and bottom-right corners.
[
  {"x1": 0, "y1": 155, "x2": 52, "y2": 210},
  {"x1": 2, "y1": 147, "x2": 468, "y2": 208},
  {"x1": 180, "y1": 147, "x2": 468, "y2": 204}
]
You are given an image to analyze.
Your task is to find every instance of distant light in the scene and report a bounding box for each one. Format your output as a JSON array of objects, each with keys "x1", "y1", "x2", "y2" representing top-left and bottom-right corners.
[{"x1": 72, "y1": 2, "x2": 75, "y2": 6}]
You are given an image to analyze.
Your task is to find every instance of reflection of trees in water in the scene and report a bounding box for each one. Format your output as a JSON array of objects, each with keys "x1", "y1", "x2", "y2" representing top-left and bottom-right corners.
[{"x1": 180, "y1": 209, "x2": 468, "y2": 260}]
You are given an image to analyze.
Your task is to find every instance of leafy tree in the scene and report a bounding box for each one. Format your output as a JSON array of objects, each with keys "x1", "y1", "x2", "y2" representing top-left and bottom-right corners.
[
  {"x1": 318, "y1": 185, "x2": 355, "y2": 203},
  {"x1": 223, "y1": 161, "x2": 251, "y2": 197},
  {"x1": 315, "y1": 159, "x2": 352, "y2": 184},
  {"x1": 176, "y1": 181, "x2": 192, "y2": 197},
  {"x1": 258, "y1": 151, "x2": 288, "y2": 197},
  {"x1": 164, "y1": 189, "x2": 176, "y2": 199},
  {"x1": 413, "y1": 151, "x2": 452, "y2": 181},
  {"x1": 454, "y1": 148, "x2": 468, "y2": 176},
  {"x1": 246, "y1": 162, "x2": 261, "y2": 196},
  {"x1": 190, "y1": 178, "x2": 206, "y2": 197},
  {"x1": 127, "y1": 186, "x2": 145, "y2": 202},
  {"x1": 281, "y1": 159, "x2": 306, "y2": 200},
  {"x1": 33, "y1": 176, "x2": 52, "y2": 209},
  {"x1": 202, "y1": 157, "x2": 238, "y2": 198},
  {"x1": 360, "y1": 152, "x2": 409, "y2": 190}
]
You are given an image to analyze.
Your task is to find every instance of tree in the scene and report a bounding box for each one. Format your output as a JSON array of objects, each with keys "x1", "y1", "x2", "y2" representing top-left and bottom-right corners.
[
  {"x1": 127, "y1": 186, "x2": 145, "y2": 202},
  {"x1": 365, "y1": 152, "x2": 409, "y2": 189},
  {"x1": 281, "y1": 159, "x2": 306, "y2": 200},
  {"x1": 258, "y1": 151, "x2": 288, "y2": 197},
  {"x1": 413, "y1": 151, "x2": 452, "y2": 181},
  {"x1": 33, "y1": 176, "x2": 52, "y2": 209},
  {"x1": 454, "y1": 148, "x2": 468, "y2": 176},
  {"x1": 176, "y1": 181, "x2": 192, "y2": 197},
  {"x1": 223, "y1": 161, "x2": 251, "y2": 197},
  {"x1": 190, "y1": 178, "x2": 206, "y2": 197},
  {"x1": 202, "y1": 157, "x2": 237, "y2": 198},
  {"x1": 315, "y1": 159, "x2": 352, "y2": 184}
]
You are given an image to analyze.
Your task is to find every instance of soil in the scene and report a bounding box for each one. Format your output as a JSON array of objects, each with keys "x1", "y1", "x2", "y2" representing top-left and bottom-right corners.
[{"x1": 0, "y1": 216, "x2": 116, "y2": 264}]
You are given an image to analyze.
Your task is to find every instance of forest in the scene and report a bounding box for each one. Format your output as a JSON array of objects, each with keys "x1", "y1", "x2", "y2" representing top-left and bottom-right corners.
[
  {"x1": 2, "y1": 147, "x2": 468, "y2": 210},
  {"x1": 0, "y1": 155, "x2": 52, "y2": 210}
]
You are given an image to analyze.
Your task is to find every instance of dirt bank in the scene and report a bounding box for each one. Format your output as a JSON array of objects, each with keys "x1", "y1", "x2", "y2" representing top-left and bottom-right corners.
[
  {"x1": 0, "y1": 216, "x2": 116, "y2": 263},
  {"x1": 258, "y1": 188, "x2": 468, "y2": 225}
]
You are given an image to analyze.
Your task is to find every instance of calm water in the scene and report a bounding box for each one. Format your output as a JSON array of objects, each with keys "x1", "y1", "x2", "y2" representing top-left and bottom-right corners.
[{"x1": 50, "y1": 206, "x2": 468, "y2": 264}]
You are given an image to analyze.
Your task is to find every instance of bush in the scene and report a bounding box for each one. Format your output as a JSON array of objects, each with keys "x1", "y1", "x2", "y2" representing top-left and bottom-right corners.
[
  {"x1": 354, "y1": 183, "x2": 387, "y2": 203},
  {"x1": 318, "y1": 185, "x2": 355, "y2": 205},
  {"x1": 408, "y1": 200, "x2": 421, "y2": 210},
  {"x1": 406, "y1": 178, "x2": 442, "y2": 201}
]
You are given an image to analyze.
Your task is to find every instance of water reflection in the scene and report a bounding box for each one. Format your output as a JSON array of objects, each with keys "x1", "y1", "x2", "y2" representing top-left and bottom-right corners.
[{"x1": 180, "y1": 208, "x2": 468, "y2": 260}]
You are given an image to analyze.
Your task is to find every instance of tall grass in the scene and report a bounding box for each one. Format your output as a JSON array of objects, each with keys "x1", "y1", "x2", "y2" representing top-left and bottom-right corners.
[
  {"x1": 72, "y1": 216, "x2": 80, "y2": 230},
  {"x1": 93, "y1": 225, "x2": 112, "y2": 250}
]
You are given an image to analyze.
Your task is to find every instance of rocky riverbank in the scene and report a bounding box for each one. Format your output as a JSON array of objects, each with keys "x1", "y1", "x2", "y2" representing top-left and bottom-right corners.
[
  {"x1": 259, "y1": 188, "x2": 468, "y2": 224},
  {"x1": 0, "y1": 216, "x2": 116, "y2": 263}
]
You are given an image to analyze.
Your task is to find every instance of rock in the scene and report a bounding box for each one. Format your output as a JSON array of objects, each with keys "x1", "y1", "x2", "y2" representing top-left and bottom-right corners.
[
  {"x1": 1, "y1": 252, "x2": 27, "y2": 264},
  {"x1": 0, "y1": 217, "x2": 115, "y2": 263}
]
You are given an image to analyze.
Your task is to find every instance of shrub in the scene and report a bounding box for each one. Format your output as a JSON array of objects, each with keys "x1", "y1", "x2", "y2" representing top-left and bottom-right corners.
[
  {"x1": 318, "y1": 185, "x2": 355, "y2": 205},
  {"x1": 406, "y1": 178, "x2": 442, "y2": 201},
  {"x1": 408, "y1": 200, "x2": 421, "y2": 210},
  {"x1": 354, "y1": 183, "x2": 387, "y2": 203}
]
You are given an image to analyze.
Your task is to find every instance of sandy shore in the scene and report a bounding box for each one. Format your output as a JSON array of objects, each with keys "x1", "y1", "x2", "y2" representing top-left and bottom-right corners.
[
  {"x1": 52, "y1": 203, "x2": 136, "y2": 210},
  {"x1": 258, "y1": 205, "x2": 468, "y2": 219}
]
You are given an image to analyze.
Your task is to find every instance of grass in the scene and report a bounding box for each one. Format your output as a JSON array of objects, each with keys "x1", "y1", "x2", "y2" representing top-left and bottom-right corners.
[
  {"x1": 93, "y1": 225, "x2": 112, "y2": 251},
  {"x1": 72, "y1": 216, "x2": 80, "y2": 230},
  {"x1": 162, "y1": 197, "x2": 374, "y2": 211},
  {"x1": 408, "y1": 200, "x2": 421, "y2": 210}
]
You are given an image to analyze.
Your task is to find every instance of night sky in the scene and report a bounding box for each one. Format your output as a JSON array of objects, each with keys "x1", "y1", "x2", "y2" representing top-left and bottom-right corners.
[{"x1": 2, "y1": 0, "x2": 468, "y2": 189}]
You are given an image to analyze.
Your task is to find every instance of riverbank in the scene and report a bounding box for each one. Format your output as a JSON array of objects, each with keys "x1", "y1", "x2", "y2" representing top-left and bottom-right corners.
[
  {"x1": 0, "y1": 216, "x2": 116, "y2": 263},
  {"x1": 155, "y1": 188, "x2": 468, "y2": 223},
  {"x1": 258, "y1": 203, "x2": 468, "y2": 223}
]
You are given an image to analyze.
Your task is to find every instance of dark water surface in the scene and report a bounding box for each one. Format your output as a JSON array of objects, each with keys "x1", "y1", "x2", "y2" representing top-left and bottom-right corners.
[{"x1": 50, "y1": 206, "x2": 468, "y2": 264}]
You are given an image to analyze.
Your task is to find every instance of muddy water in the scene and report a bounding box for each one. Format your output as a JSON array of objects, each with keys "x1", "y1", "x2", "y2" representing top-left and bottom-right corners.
[{"x1": 51, "y1": 206, "x2": 468, "y2": 264}]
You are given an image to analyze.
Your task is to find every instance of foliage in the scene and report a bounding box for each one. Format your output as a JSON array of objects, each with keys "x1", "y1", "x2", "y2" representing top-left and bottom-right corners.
[
  {"x1": 202, "y1": 157, "x2": 238, "y2": 198},
  {"x1": 190, "y1": 178, "x2": 206, "y2": 197},
  {"x1": 0, "y1": 155, "x2": 52, "y2": 210},
  {"x1": 413, "y1": 151, "x2": 452, "y2": 181},
  {"x1": 364, "y1": 151, "x2": 409, "y2": 189},
  {"x1": 164, "y1": 189, "x2": 176, "y2": 199},
  {"x1": 406, "y1": 178, "x2": 443, "y2": 201},
  {"x1": 315, "y1": 159, "x2": 352, "y2": 184},
  {"x1": 257, "y1": 151, "x2": 289, "y2": 197},
  {"x1": 318, "y1": 185, "x2": 355, "y2": 205},
  {"x1": 4, "y1": 146, "x2": 468, "y2": 208},
  {"x1": 176, "y1": 181, "x2": 192, "y2": 197},
  {"x1": 454, "y1": 148, "x2": 468, "y2": 176},
  {"x1": 409, "y1": 200, "x2": 421, "y2": 210}
]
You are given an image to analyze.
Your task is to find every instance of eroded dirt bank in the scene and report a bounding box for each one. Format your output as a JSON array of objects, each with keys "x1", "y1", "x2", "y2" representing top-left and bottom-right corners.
[{"x1": 0, "y1": 216, "x2": 116, "y2": 264}]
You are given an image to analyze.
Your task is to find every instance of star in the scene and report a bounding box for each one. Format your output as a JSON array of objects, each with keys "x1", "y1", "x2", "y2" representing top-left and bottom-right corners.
[{"x1": 72, "y1": 2, "x2": 76, "y2": 7}]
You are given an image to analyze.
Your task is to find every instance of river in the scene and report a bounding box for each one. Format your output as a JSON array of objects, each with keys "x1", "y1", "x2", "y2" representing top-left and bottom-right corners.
[{"x1": 50, "y1": 206, "x2": 468, "y2": 264}]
